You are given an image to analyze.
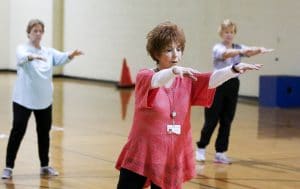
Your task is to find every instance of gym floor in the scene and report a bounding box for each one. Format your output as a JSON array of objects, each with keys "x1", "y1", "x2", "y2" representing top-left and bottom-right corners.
[{"x1": 1, "y1": 73, "x2": 299, "y2": 189}]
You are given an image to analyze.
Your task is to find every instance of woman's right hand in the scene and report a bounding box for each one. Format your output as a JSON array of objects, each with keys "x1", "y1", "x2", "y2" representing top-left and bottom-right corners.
[
  {"x1": 172, "y1": 66, "x2": 200, "y2": 81},
  {"x1": 259, "y1": 47, "x2": 274, "y2": 54},
  {"x1": 240, "y1": 47, "x2": 274, "y2": 57},
  {"x1": 28, "y1": 55, "x2": 47, "y2": 62}
]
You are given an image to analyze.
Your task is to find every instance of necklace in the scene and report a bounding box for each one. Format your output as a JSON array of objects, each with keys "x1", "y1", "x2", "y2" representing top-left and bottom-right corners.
[{"x1": 163, "y1": 84, "x2": 177, "y2": 125}]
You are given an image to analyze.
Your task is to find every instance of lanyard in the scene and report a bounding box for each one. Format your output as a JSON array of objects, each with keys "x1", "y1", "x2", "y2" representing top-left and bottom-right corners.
[
  {"x1": 163, "y1": 83, "x2": 177, "y2": 125},
  {"x1": 154, "y1": 67, "x2": 177, "y2": 125}
]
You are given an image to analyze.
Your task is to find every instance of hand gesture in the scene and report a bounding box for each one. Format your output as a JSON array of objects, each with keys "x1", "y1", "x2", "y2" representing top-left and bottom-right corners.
[
  {"x1": 172, "y1": 66, "x2": 200, "y2": 81},
  {"x1": 259, "y1": 47, "x2": 274, "y2": 54},
  {"x1": 234, "y1": 62, "x2": 263, "y2": 74},
  {"x1": 28, "y1": 55, "x2": 47, "y2": 62},
  {"x1": 69, "y1": 49, "x2": 84, "y2": 59},
  {"x1": 240, "y1": 47, "x2": 274, "y2": 57}
]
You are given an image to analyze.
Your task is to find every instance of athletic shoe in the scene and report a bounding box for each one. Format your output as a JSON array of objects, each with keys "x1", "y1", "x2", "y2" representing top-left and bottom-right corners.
[
  {"x1": 195, "y1": 148, "x2": 206, "y2": 162},
  {"x1": 214, "y1": 153, "x2": 232, "y2": 164},
  {"x1": 1, "y1": 168, "x2": 12, "y2": 179},
  {"x1": 40, "y1": 166, "x2": 59, "y2": 176}
]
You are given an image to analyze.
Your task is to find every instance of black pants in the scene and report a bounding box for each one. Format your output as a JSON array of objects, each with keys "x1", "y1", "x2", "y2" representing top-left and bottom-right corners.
[
  {"x1": 117, "y1": 168, "x2": 161, "y2": 189},
  {"x1": 197, "y1": 78, "x2": 239, "y2": 152},
  {"x1": 5, "y1": 102, "x2": 52, "y2": 168}
]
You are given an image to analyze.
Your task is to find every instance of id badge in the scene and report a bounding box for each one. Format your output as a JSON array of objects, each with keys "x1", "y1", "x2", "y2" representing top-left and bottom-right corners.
[
  {"x1": 172, "y1": 125, "x2": 181, "y2": 135},
  {"x1": 167, "y1": 124, "x2": 181, "y2": 135},
  {"x1": 167, "y1": 125, "x2": 173, "y2": 134}
]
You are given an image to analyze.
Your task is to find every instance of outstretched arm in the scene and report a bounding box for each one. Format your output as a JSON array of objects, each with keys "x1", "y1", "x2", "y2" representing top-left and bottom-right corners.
[
  {"x1": 242, "y1": 47, "x2": 274, "y2": 57},
  {"x1": 222, "y1": 47, "x2": 273, "y2": 59},
  {"x1": 222, "y1": 49, "x2": 242, "y2": 59},
  {"x1": 151, "y1": 66, "x2": 199, "y2": 88},
  {"x1": 209, "y1": 63, "x2": 263, "y2": 88},
  {"x1": 52, "y1": 49, "x2": 83, "y2": 66}
]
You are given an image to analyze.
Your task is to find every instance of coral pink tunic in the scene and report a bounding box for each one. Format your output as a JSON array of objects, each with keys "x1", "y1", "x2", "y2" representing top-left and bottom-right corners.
[{"x1": 116, "y1": 69, "x2": 215, "y2": 189}]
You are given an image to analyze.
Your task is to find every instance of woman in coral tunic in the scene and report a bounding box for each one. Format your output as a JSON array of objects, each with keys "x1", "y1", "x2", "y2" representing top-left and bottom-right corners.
[{"x1": 116, "y1": 21, "x2": 262, "y2": 189}]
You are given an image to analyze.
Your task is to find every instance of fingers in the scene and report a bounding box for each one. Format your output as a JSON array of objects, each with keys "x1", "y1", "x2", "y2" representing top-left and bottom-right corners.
[
  {"x1": 254, "y1": 64, "x2": 263, "y2": 69},
  {"x1": 249, "y1": 64, "x2": 263, "y2": 70},
  {"x1": 75, "y1": 50, "x2": 84, "y2": 55},
  {"x1": 260, "y1": 47, "x2": 274, "y2": 53},
  {"x1": 185, "y1": 68, "x2": 199, "y2": 81},
  {"x1": 189, "y1": 68, "x2": 201, "y2": 74},
  {"x1": 263, "y1": 48, "x2": 274, "y2": 53},
  {"x1": 173, "y1": 66, "x2": 199, "y2": 81},
  {"x1": 72, "y1": 49, "x2": 84, "y2": 57},
  {"x1": 243, "y1": 64, "x2": 263, "y2": 72},
  {"x1": 183, "y1": 70, "x2": 197, "y2": 81},
  {"x1": 185, "y1": 73, "x2": 197, "y2": 81},
  {"x1": 236, "y1": 63, "x2": 263, "y2": 73}
]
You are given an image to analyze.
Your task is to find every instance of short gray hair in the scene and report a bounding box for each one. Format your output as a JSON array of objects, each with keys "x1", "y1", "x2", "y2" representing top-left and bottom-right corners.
[{"x1": 26, "y1": 19, "x2": 45, "y2": 34}]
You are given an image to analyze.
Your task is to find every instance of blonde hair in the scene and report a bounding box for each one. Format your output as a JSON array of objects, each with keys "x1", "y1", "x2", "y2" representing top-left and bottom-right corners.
[
  {"x1": 26, "y1": 19, "x2": 45, "y2": 34},
  {"x1": 218, "y1": 19, "x2": 237, "y2": 36},
  {"x1": 146, "y1": 21, "x2": 185, "y2": 62}
]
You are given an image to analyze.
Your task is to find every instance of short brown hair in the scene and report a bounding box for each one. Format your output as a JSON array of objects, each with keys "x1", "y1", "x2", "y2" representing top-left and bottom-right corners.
[
  {"x1": 218, "y1": 19, "x2": 237, "y2": 36},
  {"x1": 26, "y1": 19, "x2": 45, "y2": 34},
  {"x1": 146, "y1": 21, "x2": 185, "y2": 62}
]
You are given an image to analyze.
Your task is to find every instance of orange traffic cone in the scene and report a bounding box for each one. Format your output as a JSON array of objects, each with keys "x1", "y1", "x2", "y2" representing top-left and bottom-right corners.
[{"x1": 117, "y1": 58, "x2": 135, "y2": 88}]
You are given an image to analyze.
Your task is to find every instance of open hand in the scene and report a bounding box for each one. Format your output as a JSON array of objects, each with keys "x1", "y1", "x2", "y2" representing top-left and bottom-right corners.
[
  {"x1": 29, "y1": 55, "x2": 47, "y2": 62},
  {"x1": 172, "y1": 66, "x2": 200, "y2": 81},
  {"x1": 69, "y1": 49, "x2": 84, "y2": 59},
  {"x1": 234, "y1": 62, "x2": 263, "y2": 74},
  {"x1": 240, "y1": 47, "x2": 274, "y2": 57},
  {"x1": 259, "y1": 47, "x2": 274, "y2": 54}
]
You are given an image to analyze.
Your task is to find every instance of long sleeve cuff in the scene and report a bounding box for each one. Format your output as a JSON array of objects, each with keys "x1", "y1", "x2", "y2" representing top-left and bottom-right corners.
[
  {"x1": 151, "y1": 68, "x2": 176, "y2": 88},
  {"x1": 209, "y1": 66, "x2": 239, "y2": 88}
]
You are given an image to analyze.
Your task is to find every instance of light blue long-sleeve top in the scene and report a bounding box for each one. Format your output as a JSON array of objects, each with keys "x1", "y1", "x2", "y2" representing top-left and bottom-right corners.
[
  {"x1": 213, "y1": 43, "x2": 248, "y2": 70},
  {"x1": 13, "y1": 42, "x2": 71, "y2": 110}
]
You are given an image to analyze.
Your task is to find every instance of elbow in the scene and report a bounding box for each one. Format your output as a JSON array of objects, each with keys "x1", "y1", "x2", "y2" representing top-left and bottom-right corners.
[{"x1": 208, "y1": 75, "x2": 217, "y2": 89}]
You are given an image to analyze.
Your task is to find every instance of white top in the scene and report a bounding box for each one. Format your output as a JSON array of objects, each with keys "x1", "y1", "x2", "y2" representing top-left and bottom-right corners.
[
  {"x1": 213, "y1": 43, "x2": 247, "y2": 70},
  {"x1": 13, "y1": 42, "x2": 71, "y2": 110}
]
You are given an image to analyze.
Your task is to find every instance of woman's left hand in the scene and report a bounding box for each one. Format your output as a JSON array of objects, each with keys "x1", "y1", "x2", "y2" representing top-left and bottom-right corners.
[
  {"x1": 69, "y1": 49, "x2": 84, "y2": 59},
  {"x1": 234, "y1": 62, "x2": 263, "y2": 73},
  {"x1": 259, "y1": 47, "x2": 274, "y2": 54}
]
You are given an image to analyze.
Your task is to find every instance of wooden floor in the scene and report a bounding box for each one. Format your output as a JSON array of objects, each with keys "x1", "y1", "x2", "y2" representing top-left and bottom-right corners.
[{"x1": 1, "y1": 73, "x2": 300, "y2": 189}]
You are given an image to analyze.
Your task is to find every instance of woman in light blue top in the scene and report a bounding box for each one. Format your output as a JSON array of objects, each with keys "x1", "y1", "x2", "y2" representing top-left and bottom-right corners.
[
  {"x1": 2, "y1": 19, "x2": 83, "y2": 179},
  {"x1": 196, "y1": 19, "x2": 273, "y2": 164}
]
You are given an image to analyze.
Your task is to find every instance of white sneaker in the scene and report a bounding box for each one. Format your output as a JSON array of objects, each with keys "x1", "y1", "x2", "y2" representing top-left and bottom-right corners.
[
  {"x1": 1, "y1": 168, "x2": 13, "y2": 179},
  {"x1": 195, "y1": 148, "x2": 206, "y2": 162},
  {"x1": 40, "y1": 166, "x2": 59, "y2": 176},
  {"x1": 214, "y1": 153, "x2": 231, "y2": 164}
]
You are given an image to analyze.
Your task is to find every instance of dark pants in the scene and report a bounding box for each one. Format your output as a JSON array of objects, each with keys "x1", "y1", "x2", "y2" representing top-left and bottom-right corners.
[
  {"x1": 117, "y1": 168, "x2": 161, "y2": 189},
  {"x1": 197, "y1": 78, "x2": 239, "y2": 152},
  {"x1": 5, "y1": 102, "x2": 52, "y2": 168}
]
